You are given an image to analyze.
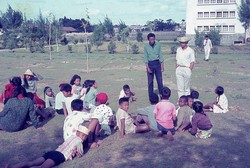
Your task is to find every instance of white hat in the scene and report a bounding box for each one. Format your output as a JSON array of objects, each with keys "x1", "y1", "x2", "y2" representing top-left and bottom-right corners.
[
  {"x1": 177, "y1": 37, "x2": 191, "y2": 43},
  {"x1": 77, "y1": 125, "x2": 89, "y2": 135},
  {"x1": 24, "y1": 69, "x2": 34, "y2": 76}
]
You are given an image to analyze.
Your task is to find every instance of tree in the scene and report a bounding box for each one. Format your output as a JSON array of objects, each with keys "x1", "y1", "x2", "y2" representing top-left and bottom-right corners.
[
  {"x1": 91, "y1": 23, "x2": 105, "y2": 50},
  {"x1": 136, "y1": 30, "x2": 143, "y2": 42},
  {"x1": 0, "y1": 5, "x2": 23, "y2": 30},
  {"x1": 103, "y1": 16, "x2": 114, "y2": 38},
  {"x1": 238, "y1": 0, "x2": 250, "y2": 43}
]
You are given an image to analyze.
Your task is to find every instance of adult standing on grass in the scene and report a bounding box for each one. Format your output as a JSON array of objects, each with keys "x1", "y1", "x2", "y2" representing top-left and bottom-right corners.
[
  {"x1": 203, "y1": 35, "x2": 212, "y2": 61},
  {"x1": 176, "y1": 37, "x2": 195, "y2": 98},
  {"x1": 144, "y1": 33, "x2": 164, "y2": 98}
]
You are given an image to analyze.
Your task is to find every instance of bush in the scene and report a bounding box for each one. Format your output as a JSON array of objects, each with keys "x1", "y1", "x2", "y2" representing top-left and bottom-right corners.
[
  {"x1": 74, "y1": 39, "x2": 78, "y2": 45},
  {"x1": 208, "y1": 30, "x2": 221, "y2": 46},
  {"x1": 29, "y1": 46, "x2": 35, "y2": 53},
  {"x1": 136, "y1": 31, "x2": 143, "y2": 42},
  {"x1": 84, "y1": 43, "x2": 92, "y2": 53},
  {"x1": 195, "y1": 30, "x2": 205, "y2": 49},
  {"x1": 170, "y1": 46, "x2": 177, "y2": 54},
  {"x1": 131, "y1": 44, "x2": 139, "y2": 54},
  {"x1": 211, "y1": 46, "x2": 218, "y2": 54},
  {"x1": 108, "y1": 41, "x2": 116, "y2": 54},
  {"x1": 61, "y1": 37, "x2": 68, "y2": 45},
  {"x1": 68, "y1": 45, "x2": 73, "y2": 53},
  {"x1": 79, "y1": 39, "x2": 84, "y2": 43}
]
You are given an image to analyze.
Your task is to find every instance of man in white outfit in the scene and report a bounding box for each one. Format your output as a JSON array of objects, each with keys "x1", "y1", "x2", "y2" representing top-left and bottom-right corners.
[
  {"x1": 176, "y1": 37, "x2": 195, "y2": 98},
  {"x1": 203, "y1": 35, "x2": 212, "y2": 61}
]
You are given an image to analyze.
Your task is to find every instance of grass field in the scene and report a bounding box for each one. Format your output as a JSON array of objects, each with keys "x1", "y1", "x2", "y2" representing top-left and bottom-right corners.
[{"x1": 0, "y1": 43, "x2": 250, "y2": 168}]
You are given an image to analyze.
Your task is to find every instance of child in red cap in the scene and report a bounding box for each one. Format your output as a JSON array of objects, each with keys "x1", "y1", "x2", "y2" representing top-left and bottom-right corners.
[{"x1": 91, "y1": 92, "x2": 113, "y2": 136}]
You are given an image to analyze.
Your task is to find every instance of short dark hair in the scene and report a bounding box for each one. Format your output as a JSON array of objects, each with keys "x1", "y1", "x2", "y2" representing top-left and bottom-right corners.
[
  {"x1": 70, "y1": 74, "x2": 81, "y2": 85},
  {"x1": 179, "y1": 95, "x2": 188, "y2": 103},
  {"x1": 187, "y1": 95, "x2": 193, "y2": 100},
  {"x1": 190, "y1": 90, "x2": 199, "y2": 99},
  {"x1": 27, "y1": 92, "x2": 34, "y2": 100},
  {"x1": 149, "y1": 93, "x2": 159, "y2": 104},
  {"x1": 119, "y1": 97, "x2": 129, "y2": 105},
  {"x1": 215, "y1": 86, "x2": 224, "y2": 95},
  {"x1": 205, "y1": 35, "x2": 209, "y2": 38},
  {"x1": 14, "y1": 86, "x2": 27, "y2": 98},
  {"x1": 161, "y1": 87, "x2": 171, "y2": 99},
  {"x1": 123, "y1": 84, "x2": 130, "y2": 91},
  {"x1": 61, "y1": 83, "x2": 72, "y2": 92},
  {"x1": 10, "y1": 77, "x2": 21, "y2": 87},
  {"x1": 147, "y1": 33, "x2": 155, "y2": 40},
  {"x1": 71, "y1": 99, "x2": 83, "y2": 111},
  {"x1": 192, "y1": 101, "x2": 204, "y2": 113}
]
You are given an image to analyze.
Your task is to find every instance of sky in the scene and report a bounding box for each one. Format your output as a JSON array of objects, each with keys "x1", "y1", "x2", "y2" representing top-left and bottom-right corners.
[{"x1": 0, "y1": 0, "x2": 186, "y2": 25}]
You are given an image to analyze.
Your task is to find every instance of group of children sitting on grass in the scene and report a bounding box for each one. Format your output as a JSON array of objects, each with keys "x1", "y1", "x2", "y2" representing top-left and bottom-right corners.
[{"x1": 0, "y1": 69, "x2": 228, "y2": 168}]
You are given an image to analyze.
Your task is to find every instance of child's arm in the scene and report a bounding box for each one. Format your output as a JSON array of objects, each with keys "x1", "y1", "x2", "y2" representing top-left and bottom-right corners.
[
  {"x1": 119, "y1": 119, "x2": 125, "y2": 139},
  {"x1": 62, "y1": 102, "x2": 68, "y2": 117}
]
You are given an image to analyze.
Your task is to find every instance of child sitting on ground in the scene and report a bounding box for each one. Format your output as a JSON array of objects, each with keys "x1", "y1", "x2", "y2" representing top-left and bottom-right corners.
[
  {"x1": 55, "y1": 83, "x2": 66, "y2": 115},
  {"x1": 62, "y1": 84, "x2": 78, "y2": 117},
  {"x1": 175, "y1": 95, "x2": 194, "y2": 132},
  {"x1": 84, "y1": 80, "x2": 98, "y2": 107},
  {"x1": 70, "y1": 74, "x2": 82, "y2": 98},
  {"x1": 44, "y1": 86, "x2": 55, "y2": 109},
  {"x1": 118, "y1": 84, "x2": 136, "y2": 102},
  {"x1": 135, "y1": 92, "x2": 159, "y2": 131},
  {"x1": 80, "y1": 80, "x2": 90, "y2": 101},
  {"x1": 190, "y1": 90, "x2": 200, "y2": 102},
  {"x1": 11, "y1": 125, "x2": 89, "y2": 168},
  {"x1": 203, "y1": 86, "x2": 228, "y2": 113},
  {"x1": 63, "y1": 99, "x2": 91, "y2": 141},
  {"x1": 189, "y1": 101, "x2": 213, "y2": 139},
  {"x1": 22, "y1": 69, "x2": 45, "y2": 108},
  {"x1": 187, "y1": 95, "x2": 194, "y2": 108},
  {"x1": 91, "y1": 92, "x2": 113, "y2": 136},
  {"x1": 154, "y1": 87, "x2": 176, "y2": 141},
  {"x1": 116, "y1": 97, "x2": 150, "y2": 139}
]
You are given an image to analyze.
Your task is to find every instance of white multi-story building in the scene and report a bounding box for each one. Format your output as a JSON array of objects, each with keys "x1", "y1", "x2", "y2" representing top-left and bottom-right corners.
[{"x1": 186, "y1": 0, "x2": 248, "y2": 45}]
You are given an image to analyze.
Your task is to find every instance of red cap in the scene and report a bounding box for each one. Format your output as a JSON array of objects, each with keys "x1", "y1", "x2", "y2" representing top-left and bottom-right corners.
[{"x1": 96, "y1": 92, "x2": 108, "y2": 104}]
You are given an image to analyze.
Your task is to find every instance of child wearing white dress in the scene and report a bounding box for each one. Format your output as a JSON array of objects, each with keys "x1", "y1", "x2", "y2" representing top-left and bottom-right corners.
[
  {"x1": 44, "y1": 86, "x2": 55, "y2": 109},
  {"x1": 70, "y1": 74, "x2": 82, "y2": 98}
]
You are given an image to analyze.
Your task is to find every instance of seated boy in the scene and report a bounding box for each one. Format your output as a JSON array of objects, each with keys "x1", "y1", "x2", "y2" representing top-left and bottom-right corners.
[
  {"x1": 61, "y1": 84, "x2": 78, "y2": 117},
  {"x1": 55, "y1": 83, "x2": 66, "y2": 115},
  {"x1": 190, "y1": 90, "x2": 200, "y2": 102},
  {"x1": 154, "y1": 87, "x2": 176, "y2": 141},
  {"x1": 116, "y1": 97, "x2": 149, "y2": 139},
  {"x1": 11, "y1": 125, "x2": 89, "y2": 168},
  {"x1": 63, "y1": 99, "x2": 91, "y2": 141},
  {"x1": 135, "y1": 92, "x2": 159, "y2": 131},
  {"x1": 92, "y1": 92, "x2": 113, "y2": 136},
  {"x1": 118, "y1": 84, "x2": 136, "y2": 102},
  {"x1": 175, "y1": 95, "x2": 194, "y2": 132}
]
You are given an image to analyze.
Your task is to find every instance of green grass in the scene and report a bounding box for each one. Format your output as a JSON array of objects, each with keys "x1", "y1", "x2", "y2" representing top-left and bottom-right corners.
[{"x1": 0, "y1": 46, "x2": 250, "y2": 167}]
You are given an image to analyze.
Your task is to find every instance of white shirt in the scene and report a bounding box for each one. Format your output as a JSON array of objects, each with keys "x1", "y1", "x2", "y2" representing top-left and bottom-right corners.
[
  {"x1": 213, "y1": 94, "x2": 228, "y2": 113},
  {"x1": 203, "y1": 39, "x2": 212, "y2": 49},
  {"x1": 55, "y1": 92, "x2": 65, "y2": 110},
  {"x1": 63, "y1": 110, "x2": 91, "y2": 141},
  {"x1": 92, "y1": 104, "x2": 113, "y2": 125},
  {"x1": 119, "y1": 89, "x2": 126, "y2": 99},
  {"x1": 176, "y1": 46, "x2": 195, "y2": 67},
  {"x1": 63, "y1": 94, "x2": 78, "y2": 115}
]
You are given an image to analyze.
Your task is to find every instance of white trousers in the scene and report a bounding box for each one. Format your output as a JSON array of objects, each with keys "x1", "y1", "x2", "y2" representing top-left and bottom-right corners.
[
  {"x1": 176, "y1": 67, "x2": 192, "y2": 98},
  {"x1": 204, "y1": 47, "x2": 211, "y2": 60}
]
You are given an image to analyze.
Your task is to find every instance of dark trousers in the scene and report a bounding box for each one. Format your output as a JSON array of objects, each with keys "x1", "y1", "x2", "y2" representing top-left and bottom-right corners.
[{"x1": 147, "y1": 60, "x2": 163, "y2": 97}]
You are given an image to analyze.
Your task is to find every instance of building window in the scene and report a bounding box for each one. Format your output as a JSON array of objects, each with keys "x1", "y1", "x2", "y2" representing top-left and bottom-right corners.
[
  {"x1": 216, "y1": 25, "x2": 222, "y2": 31},
  {"x1": 223, "y1": 25, "x2": 228, "y2": 31},
  {"x1": 217, "y1": 12, "x2": 222, "y2": 17},
  {"x1": 198, "y1": 12, "x2": 203, "y2": 18},
  {"x1": 229, "y1": 25, "x2": 235, "y2": 32},
  {"x1": 210, "y1": 26, "x2": 215, "y2": 30},
  {"x1": 223, "y1": 11, "x2": 229, "y2": 18},
  {"x1": 211, "y1": 0, "x2": 216, "y2": 3},
  {"x1": 204, "y1": 0, "x2": 210, "y2": 3},
  {"x1": 198, "y1": 0, "x2": 203, "y2": 4},
  {"x1": 217, "y1": 0, "x2": 222, "y2": 3},
  {"x1": 204, "y1": 12, "x2": 209, "y2": 18},
  {"x1": 210, "y1": 12, "x2": 216, "y2": 17},
  {"x1": 223, "y1": 0, "x2": 229, "y2": 3},
  {"x1": 230, "y1": 11, "x2": 235, "y2": 17},
  {"x1": 230, "y1": 0, "x2": 236, "y2": 2},
  {"x1": 197, "y1": 26, "x2": 203, "y2": 31},
  {"x1": 204, "y1": 26, "x2": 209, "y2": 31}
]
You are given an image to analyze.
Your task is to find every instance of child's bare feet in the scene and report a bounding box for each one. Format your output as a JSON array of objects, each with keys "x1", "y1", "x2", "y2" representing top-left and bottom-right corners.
[{"x1": 167, "y1": 131, "x2": 174, "y2": 141}]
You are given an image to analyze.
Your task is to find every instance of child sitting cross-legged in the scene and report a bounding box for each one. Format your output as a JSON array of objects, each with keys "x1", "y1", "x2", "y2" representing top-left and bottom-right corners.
[
  {"x1": 11, "y1": 125, "x2": 89, "y2": 168},
  {"x1": 118, "y1": 84, "x2": 136, "y2": 102},
  {"x1": 175, "y1": 95, "x2": 194, "y2": 132},
  {"x1": 189, "y1": 101, "x2": 213, "y2": 139},
  {"x1": 116, "y1": 97, "x2": 150, "y2": 139},
  {"x1": 154, "y1": 87, "x2": 176, "y2": 141}
]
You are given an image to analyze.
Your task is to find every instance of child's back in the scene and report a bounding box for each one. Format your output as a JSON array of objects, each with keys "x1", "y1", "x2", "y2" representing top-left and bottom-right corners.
[{"x1": 176, "y1": 105, "x2": 194, "y2": 129}]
